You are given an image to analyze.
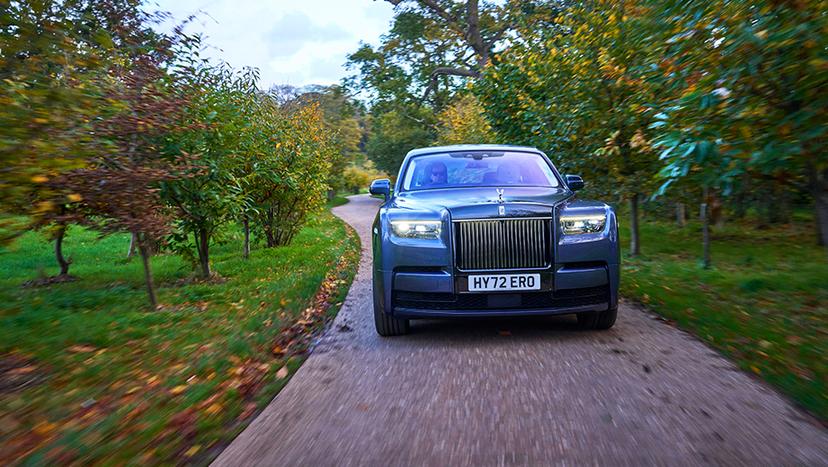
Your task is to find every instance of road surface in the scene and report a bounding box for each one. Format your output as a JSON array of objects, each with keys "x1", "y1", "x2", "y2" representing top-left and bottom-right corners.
[{"x1": 214, "y1": 194, "x2": 827, "y2": 466}]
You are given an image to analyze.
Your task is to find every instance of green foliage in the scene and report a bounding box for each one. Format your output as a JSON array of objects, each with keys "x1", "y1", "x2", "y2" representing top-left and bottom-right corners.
[
  {"x1": 341, "y1": 161, "x2": 388, "y2": 194},
  {"x1": 0, "y1": 0, "x2": 157, "y2": 236},
  {"x1": 345, "y1": 1, "x2": 542, "y2": 176},
  {"x1": 436, "y1": 94, "x2": 495, "y2": 145},
  {"x1": 1, "y1": 2, "x2": 354, "y2": 289},
  {"x1": 295, "y1": 85, "x2": 366, "y2": 192},
  {"x1": 652, "y1": 0, "x2": 828, "y2": 193},
  {"x1": 161, "y1": 59, "x2": 258, "y2": 277},
  {"x1": 249, "y1": 102, "x2": 335, "y2": 247},
  {"x1": 365, "y1": 106, "x2": 435, "y2": 176},
  {"x1": 477, "y1": 1, "x2": 661, "y2": 199}
]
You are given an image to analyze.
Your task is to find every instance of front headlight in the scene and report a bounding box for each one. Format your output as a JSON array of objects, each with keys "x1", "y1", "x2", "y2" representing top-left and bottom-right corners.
[
  {"x1": 390, "y1": 220, "x2": 442, "y2": 240},
  {"x1": 560, "y1": 214, "x2": 606, "y2": 235}
]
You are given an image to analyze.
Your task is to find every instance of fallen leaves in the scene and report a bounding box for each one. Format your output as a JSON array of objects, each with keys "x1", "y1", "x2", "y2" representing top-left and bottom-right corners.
[
  {"x1": 269, "y1": 248, "x2": 355, "y2": 360},
  {"x1": 33, "y1": 421, "x2": 57, "y2": 437},
  {"x1": 238, "y1": 402, "x2": 258, "y2": 420},
  {"x1": 0, "y1": 215, "x2": 361, "y2": 465},
  {"x1": 785, "y1": 335, "x2": 802, "y2": 345},
  {"x1": 0, "y1": 353, "x2": 45, "y2": 394}
]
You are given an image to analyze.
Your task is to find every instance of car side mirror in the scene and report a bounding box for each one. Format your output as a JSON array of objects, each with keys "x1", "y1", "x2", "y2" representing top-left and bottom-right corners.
[
  {"x1": 565, "y1": 174, "x2": 584, "y2": 191},
  {"x1": 369, "y1": 178, "x2": 391, "y2": 200}
]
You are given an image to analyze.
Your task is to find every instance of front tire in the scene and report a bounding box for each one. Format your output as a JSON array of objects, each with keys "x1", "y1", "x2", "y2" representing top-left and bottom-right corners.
[
  {"x1": 577, "y1": 307, "x2": 617, "y2": 330},
  {"x1": 374, "y1": 298, "x2": 409, "y2": 336}
]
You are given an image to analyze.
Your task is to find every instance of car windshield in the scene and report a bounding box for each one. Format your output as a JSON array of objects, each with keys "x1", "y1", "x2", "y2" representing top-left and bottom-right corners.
[{"x1": 401, "y1": 151, "x2": 560, "y2": 191}]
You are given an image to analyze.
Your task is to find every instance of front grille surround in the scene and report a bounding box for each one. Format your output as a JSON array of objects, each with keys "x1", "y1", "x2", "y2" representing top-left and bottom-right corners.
[{"x1": 453, "y1": 217, "x2": 552, "y2": 271}]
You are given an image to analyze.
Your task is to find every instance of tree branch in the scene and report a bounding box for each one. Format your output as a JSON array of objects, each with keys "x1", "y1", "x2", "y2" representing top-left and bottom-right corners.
[
  {"x1": 383, "y1": 0, "x2": 466, "y2": 40},
  {"x1": 422, "y1": 66, "x2": 480, "y2": 100},
  {"x1": 418, "y1": 0, "x2": 460, "y2": 26}
]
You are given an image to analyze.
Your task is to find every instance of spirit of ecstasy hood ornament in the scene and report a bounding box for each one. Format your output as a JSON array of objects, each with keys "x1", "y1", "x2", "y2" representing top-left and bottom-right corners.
[
  {"x1": 497, "y1": 188, "x2": 505, "y2": 216},
  {"x1": 496, "y1": 188, "x2": 505, "y2": 203}
]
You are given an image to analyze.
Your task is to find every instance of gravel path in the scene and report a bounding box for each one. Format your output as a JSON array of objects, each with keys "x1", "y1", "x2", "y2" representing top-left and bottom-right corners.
[{"x1": 214, "y1": 194, "x2": 827, "y2": 466}]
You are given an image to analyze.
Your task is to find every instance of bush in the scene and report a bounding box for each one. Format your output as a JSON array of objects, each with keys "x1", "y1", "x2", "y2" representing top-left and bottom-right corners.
[
  {"x1": 341, "y1": 161, "x2": 387, "y2": 194},
  {"x1": 254, "y1": 103, "x2": 335, "y2": 247}
]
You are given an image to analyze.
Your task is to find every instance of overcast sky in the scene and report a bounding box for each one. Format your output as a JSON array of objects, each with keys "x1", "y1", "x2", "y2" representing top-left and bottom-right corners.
[{"x1": 149, "y1": 0, "x2": 396, "y2": 89}]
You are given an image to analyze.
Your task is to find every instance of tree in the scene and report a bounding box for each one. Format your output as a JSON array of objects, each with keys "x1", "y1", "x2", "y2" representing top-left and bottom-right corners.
[
  {"x1": 161, "y1": 60, "x2": 253, "y2": 278},
  {"x1": 0, "y1": 1, "x2": 111, "y2": 245},
  {"x1": 477, "y1": 0, "x2": 661, "y2": 256},
  {"x1": 651, "y1": 0, "x2": 828, "y2": 256},
  {"x1": 253, "y1": 102, "x2": 335, "y2": 247},
  {"x1": 1, "y1": 0, "x2": 182, "y2": 290},
  {"x1": 346, "y1": 1, "x2": 550, "y2": 174},
  {"x1": 64, "y1": 27, "x2": 188, "y2": 307},
  {"x1": 294, "y1": 85, "x2": 366, "y2": 194},
  {"x1": 342, "y1": 160, "x2": 387, "y2": 194},
  {"x1": 377, "y1": 0, "x2": 549, "y2": 100}
]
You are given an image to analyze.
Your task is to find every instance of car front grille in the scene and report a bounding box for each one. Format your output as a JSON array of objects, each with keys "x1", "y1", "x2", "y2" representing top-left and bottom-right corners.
[{"x1": 454, "y1": 218, "x2": 551, "y2": 270}]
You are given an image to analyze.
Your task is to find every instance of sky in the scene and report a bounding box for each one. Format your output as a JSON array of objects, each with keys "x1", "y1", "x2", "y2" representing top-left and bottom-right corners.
[{"x1": 149, "y1": 0, "x2": 396, "y2": 89}]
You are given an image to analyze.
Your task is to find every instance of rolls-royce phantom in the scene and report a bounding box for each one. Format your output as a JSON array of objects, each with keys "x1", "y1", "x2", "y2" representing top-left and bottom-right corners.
[{"x1": 369, "y1": 145, "x2": 619, "y2": 336}]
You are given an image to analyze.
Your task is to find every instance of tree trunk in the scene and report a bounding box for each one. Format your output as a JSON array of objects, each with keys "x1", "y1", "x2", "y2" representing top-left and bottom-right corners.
[
  {"x1": 54, "y1": 224, "x2": 70, "y2": 276},
  {"x1": 708, "y1": 190, "x2": 724, "y2": 228},
  {"x1": 195, "y1": 228, "x2": 211, "y2": 277},
  {"x1": 629, "y1": 193, "x2": 640, "y2": 257},
  {"x1": 263, "y1": 208, "x2": 277, "y2": 248},
  {"x1": 809, "y1": 166, "x2": 828, "y2": 252},
  {"x1": 733, "y1": 172, "x2": 751, "y2": 220},
  {"x1": 763, "y1": 181, "x2": 792, "y2": 224},
  {"x1": 137, "y1": 233, "x2": 158, "y2": 309},
  {"x1": 676, "y1": 202, "x2": 686, "y2": 227},
  {"x1": 243, "y1": 217, "x2": 250, "y2": 259},
  {"x1": 127, "y1": 232, "x2": 137, "y2": 258},
  {"x1": 701, "y1": 188, "x2": 711, "y2": 269}
]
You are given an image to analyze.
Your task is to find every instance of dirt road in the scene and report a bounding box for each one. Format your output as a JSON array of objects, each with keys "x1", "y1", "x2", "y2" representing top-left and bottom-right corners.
[{"x1": 214, "y1": 194, "x2": 827, "y2": 466}]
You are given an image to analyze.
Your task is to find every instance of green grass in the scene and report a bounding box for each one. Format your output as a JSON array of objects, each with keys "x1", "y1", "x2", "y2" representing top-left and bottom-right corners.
[
  {"x1": 0, "y1": 211, "x2": 360, "y2": 464},
  {"x1": 326, "y1": 195, "x2": 350, "y2": 208},
  {"x1": 619, "y1": 217, "x2": 827, "y2": 420}
]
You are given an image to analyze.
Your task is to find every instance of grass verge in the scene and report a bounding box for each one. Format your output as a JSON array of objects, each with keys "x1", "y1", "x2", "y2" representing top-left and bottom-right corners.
[
  {"x1": 0, "y1": 211, "x2": 360, "y2": 464},
  {"x1": 327, "y1": 195, "x2": 350, "y2": 208},
  {"x1": 619, "y1": 217, "x2": 827, "y2": 420}
]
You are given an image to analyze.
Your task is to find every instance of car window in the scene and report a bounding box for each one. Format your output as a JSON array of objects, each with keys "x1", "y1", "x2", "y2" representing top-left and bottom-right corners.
[{"x1": 401, "y1": 151, "x2": 560, "y2": 191}]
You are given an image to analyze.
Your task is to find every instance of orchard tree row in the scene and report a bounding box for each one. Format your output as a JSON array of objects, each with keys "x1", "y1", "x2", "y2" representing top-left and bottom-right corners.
[
  {"x1": 346, "y1": 0, "x2": 828, "y2": 262},
  {"x1": 0, "y1": 1, "x2": 359, "y2": 307}
]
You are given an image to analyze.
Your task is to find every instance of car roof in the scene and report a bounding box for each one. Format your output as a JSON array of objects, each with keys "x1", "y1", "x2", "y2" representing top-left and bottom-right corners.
[{"x1": 405, "y1": 144, "x2": 543, "y2": 158}]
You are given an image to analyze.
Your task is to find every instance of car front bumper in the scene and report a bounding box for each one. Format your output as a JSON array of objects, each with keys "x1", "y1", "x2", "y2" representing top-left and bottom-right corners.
[{"x1": 374, "y1": 263, "x2": 619, "y2": 319}]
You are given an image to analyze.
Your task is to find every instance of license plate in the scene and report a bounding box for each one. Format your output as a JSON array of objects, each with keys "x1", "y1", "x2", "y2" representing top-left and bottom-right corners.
[{"x1": 467, "y1": 273, "x2": 541, "y2": 292}]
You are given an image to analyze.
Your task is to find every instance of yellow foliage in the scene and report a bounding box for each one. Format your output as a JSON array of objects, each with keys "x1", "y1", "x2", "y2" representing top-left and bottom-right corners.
[{"x1": 436, "y1": 95, "x2": 495, "y2": 145}]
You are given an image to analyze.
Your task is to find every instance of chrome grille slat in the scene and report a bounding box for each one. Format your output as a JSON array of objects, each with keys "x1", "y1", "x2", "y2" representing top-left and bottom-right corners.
[{"x1": 454, "y1": 218, "x2": 551, "y2": 271}]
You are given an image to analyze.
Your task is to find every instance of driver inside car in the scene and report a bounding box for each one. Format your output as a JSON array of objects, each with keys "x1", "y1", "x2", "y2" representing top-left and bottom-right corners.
[
  {"x1": 426, "y1": 161, "x2": 448, "y2": 186},
  {"x1": 496, "y1": 162, "x2": 522, "y2": 184}
]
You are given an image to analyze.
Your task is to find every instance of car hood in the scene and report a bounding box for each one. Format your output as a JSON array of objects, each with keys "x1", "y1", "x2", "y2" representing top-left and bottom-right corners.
[{"x1": 390, "y1": 186, "x2": 572, "y2": 220}]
